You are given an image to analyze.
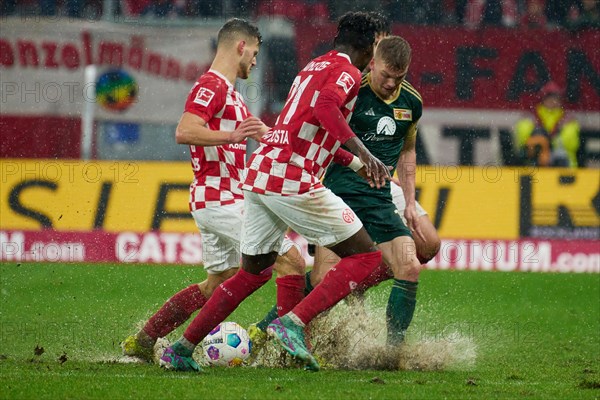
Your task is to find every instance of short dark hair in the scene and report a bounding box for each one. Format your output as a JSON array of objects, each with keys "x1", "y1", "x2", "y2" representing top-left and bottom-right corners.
[
  {"x1": 334, "y1": 11, "x2": 379, "y2": 51},
  {"x1": 217, "y1": 18, "x2": 262, "y2": 46},
  {"x1": 369, "y1": 11, "x2": 391, "y2": 35}
]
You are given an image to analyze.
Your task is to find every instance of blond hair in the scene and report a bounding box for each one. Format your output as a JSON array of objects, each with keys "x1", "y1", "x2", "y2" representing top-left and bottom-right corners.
[{"x1": 375, "y1": 35, "x2": 411, "y2": 71}]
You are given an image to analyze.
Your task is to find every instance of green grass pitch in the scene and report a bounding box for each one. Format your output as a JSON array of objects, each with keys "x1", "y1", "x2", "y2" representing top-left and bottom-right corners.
[{"x1": 0, "y1": 262, "x2": 599, "y2": 399}]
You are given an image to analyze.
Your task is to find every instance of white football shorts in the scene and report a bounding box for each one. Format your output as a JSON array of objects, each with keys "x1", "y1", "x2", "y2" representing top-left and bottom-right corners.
[
  {"x1": 390, "y1": 181, "x2": 428, "y2": 225},
  {"x1": 191, "y1": 201, "x2": 299, "y2": 274},
  {"x1": 241, "y1": 188, "x2": 363, "y2": 256}
]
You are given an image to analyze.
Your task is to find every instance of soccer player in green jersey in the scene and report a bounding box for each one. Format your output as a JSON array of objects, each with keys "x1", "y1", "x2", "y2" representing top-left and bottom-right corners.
[
  {"x1": 249, "y1": 35, "x2": 440, "y2": 357},
  {"x1": 320, "y1": 35, "x2": 436, "y2": 346}
]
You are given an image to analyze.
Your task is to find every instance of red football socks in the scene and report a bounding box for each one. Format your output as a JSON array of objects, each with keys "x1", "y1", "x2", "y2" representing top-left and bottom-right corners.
[
  {"x1": 183, "y1": 268, "x2": 271, "y2": 345},
  {"x1": 276, "y1": 275, "x2": 305, "y2": 316},
  {"x1": 354, "y1": 260, "x2": 394, "y2": 295},
  {"x1": 143, "y1": 284, "x2": 207, "y2": 340},
  {"x1": 292, "y1": 250, "x2": 382, "y2": 325}
]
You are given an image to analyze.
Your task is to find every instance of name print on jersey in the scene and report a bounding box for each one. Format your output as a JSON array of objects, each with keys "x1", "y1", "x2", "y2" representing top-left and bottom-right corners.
[
  {"x1": 303, "y1": 60, "x2": 331, "y2": 72},
  {"x1": 262, "y1": 129, "x2": 289, "y2": 145}
]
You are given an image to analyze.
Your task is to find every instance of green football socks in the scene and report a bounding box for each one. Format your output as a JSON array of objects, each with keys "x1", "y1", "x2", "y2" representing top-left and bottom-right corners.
[{"x1": 386, "y1": 279, "x2": 418, "y2": 346}]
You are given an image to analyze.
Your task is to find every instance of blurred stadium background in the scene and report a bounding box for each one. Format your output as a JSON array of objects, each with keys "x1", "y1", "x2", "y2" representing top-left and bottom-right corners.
[{"x1": 0, "y1": 0, "x2": 599, "y2": 273}]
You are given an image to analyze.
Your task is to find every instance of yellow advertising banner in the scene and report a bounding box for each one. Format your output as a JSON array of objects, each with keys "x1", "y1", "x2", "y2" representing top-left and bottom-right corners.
[
  {"x1": 1, "y1": 160, "x2": 599, "y2": 240},
  {"x1": 0, "y1": 160, "x2": 195, "y2": 233}
]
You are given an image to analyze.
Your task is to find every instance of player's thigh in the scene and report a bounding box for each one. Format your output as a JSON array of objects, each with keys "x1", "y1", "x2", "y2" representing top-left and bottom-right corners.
[
  {"x1": 311, "y1": 245, "x2": 340, "y2": 285},
  {"x1": 391, "y1": 184, "x2": 428, "y2": 220},
  {"x1": 260, "y1": 188, "x2": 363, "y2": 248},
  {"x1": 240, "y1": 191, "x2": 288, "y2": 256},
  {"x1": 352, "y1": 201, "x2": 410, "y2": 246},
  {"x1": 414, "y1": 214, "x2": 441, "y2": 262},
  {"x1": 191, "y1": 202, "x2": 243, "y2": 274},
  {"x1": 377, "y1": 235, "x2": 421, "y2": 281}
]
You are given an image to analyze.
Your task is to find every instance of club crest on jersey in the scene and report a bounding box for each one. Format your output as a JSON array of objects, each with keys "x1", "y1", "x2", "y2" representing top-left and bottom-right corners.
[
  {"x1": 393, "y1": 108, "x2": 412, "y2": 121},
  {"x1": 342, "y1": 208, "x2": 355, "y2": 223},
  {"x1": 193, "y1": 87, "x2": 215, "y2": 107},
  {"x1": 336, "y1": 72, "x2": 355, "y2": 94},
  {"x1": 377, "y1": 116, "x2": 396, "y2": 136}
]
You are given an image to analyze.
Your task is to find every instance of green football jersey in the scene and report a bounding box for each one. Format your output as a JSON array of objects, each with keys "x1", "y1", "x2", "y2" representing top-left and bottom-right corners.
[{"x1": 325, "y1": 73, "x2": 423, "y2": 202}]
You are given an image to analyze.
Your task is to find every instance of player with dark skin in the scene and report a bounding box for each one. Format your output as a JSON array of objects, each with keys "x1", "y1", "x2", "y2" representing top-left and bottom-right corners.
[
  {"x1": 121, "y1": 18, "x2": 305, "y2": 364},
  {"x1": 160, "y1": 12, "x2": 391, "y2": 372},
  {"x1": 250, "y1": 34, "x2": 440, "y2": 362}
]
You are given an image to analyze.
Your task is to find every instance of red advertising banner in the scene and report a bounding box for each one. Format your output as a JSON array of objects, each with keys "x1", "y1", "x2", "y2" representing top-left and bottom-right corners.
[
  {"x1": 1, "y1": 230, "x2": 598, "y2": 273},
  {"x1": 294, "y1": 25, "x2": 600, "y2": 111},
  {"x1": 0, "y1": 230, "x2": 202, "y2": 264},
  {"x1": 427, "y1": 239, "x2": 599, "y2": 273}
]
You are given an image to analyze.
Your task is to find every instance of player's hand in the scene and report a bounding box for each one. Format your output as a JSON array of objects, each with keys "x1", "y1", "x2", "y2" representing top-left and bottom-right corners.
[
  {"x1": 404, "y1": 204, "x2": 425, "y2": 242},
  {"x1": 347, "y1": 139, "x2": 390, "y2": 189},
  {"x1": 230, "y1": 117, "x2": 265, "y2": 143},
  {"x1": 247, "y1": 121, "x2": 271, "y2": 141}
]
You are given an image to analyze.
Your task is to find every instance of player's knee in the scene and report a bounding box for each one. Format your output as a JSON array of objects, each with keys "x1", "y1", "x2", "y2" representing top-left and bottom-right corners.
[
  {"x1": 395, "y1": 258, "x2": 421, "y2": 282},
  {"x1": 415, "y1": 224, "x2": 441, "y2": 263},
  {"x1": 202, "y1": 269, "x2": 237, "y2": 297},
  {"x1": 274, "y1": 246, "x2": 306, "y2": 277},
  {"x1": 417, "y1": 237, "x2": 441, "y2": 264}
]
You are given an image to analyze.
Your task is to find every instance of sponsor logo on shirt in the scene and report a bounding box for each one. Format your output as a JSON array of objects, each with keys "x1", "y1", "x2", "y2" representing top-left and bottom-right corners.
[
  {"x1": 377, "y1": 116, "x2": 396, "y2": 136},
  {"x1": 193, "y1": 87, "x2": 215, "y2": 107},
  {"x1": 365, "y1": 108, "x2": 376, "y2": 116},
  {"x1": 227, "y1": 143, "x2": 246, "y2": 151},
  {"x1": 336, "y1": 72, "x2": 355, "y2": 94},
  {"x1": 393, "y1": 108, "x2": 412, "y2": 121}
]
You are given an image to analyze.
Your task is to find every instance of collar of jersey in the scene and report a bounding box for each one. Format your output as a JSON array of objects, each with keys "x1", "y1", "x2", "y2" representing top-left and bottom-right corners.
[
  {"x1": 207, "y1": 69, "x2": 234, "y2": 87},
  {"x1": 366, "y1": 73, "x2": 401, "y2": 104},
  {"x1": 332, "y1": 51, "x2": 351, "y2": 63}
]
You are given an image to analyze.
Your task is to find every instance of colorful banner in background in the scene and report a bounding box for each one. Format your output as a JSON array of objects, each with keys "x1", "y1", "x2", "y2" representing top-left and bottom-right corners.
[
  {"x1": 1, "y1": 230, "x2": 598, "y2": 273},
  {"x1": 1, "y1": 160, "x2": 599, "y2": 270},
  {"x1": 0, "y1": 19, "x2": 217, "y2": 122}
]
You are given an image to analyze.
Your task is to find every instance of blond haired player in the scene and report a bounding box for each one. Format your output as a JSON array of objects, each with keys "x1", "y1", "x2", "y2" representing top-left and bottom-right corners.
[{"x1": 159, "y1": 12, "x2": 391, "y2": 372}]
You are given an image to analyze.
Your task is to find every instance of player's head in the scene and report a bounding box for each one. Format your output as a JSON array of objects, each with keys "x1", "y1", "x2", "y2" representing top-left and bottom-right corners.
[
  {"x1": 368, "y1": 36, "x2": 412, "y2": 99},
  {"x1": 217, "y1": 18, "x2": 262, "y2": 79},
  {"x1": 333, "y1": 11, "x2": 379, "y2": 71},
  {"x1": 368, "y1": 11, "x2": 391, "y2": 45}
]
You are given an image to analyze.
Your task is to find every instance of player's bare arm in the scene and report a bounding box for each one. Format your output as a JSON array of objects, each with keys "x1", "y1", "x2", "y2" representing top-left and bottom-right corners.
[
  {"x1": 175, "y1": 112, "x2": 264, "y2": 146},
  {"x1": 397, "y1": 122, "x2": 424, "y2": 241}
]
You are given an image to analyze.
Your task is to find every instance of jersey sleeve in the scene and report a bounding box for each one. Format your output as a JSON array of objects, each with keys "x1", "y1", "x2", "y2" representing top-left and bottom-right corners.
[
  {"x1": 332, "y1": 147, "x2": 354, "y2": 166},
  {"x1": 184, "y1": 75, "x2": 226, "y2": 122},
  {"x1": 312, "y1": 64, "x2": 361, "y2": 143},
  {"x1": 409, "y1": 83, "x2": 423, "y2": 122},
  {"x1": 319, "y1": 64, "x2": 361, "y2": 106},
  {"x1": 413, "y1": 96, "x2": 423, "y2": 122}
]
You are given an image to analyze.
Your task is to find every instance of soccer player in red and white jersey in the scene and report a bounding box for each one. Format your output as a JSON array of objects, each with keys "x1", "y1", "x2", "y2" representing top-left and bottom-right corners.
[
  {"x1": 160, "y1": 12, "x2": 391, "y2": 372},
  {"x1": 121, "y1": 18, "x2": 304, "y2": 367}
]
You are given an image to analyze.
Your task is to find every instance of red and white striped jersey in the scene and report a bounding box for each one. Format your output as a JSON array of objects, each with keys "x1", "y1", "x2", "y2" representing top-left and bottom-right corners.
[
  {"x1": 184, "y1": 69, "x2": 250, "y2": 210},
  {"x1": 241, "y1": 51, "x2": 360, "y2": 195}
]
